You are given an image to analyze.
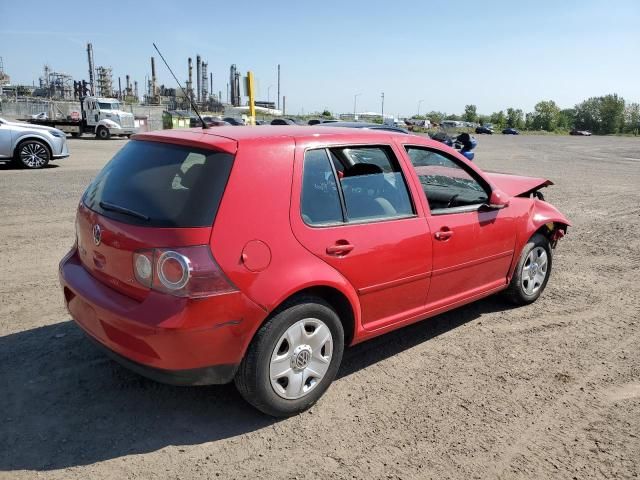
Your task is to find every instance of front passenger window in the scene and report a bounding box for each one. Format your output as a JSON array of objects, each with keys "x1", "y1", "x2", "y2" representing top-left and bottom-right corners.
[{"x1": 405, "y1": 147, "x2": 489, "y2": 213}]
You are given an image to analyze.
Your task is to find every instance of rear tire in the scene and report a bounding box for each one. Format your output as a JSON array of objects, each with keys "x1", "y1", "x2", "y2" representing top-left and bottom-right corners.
[
  {"x1": 96, "y1": 127, "x2": 110, "y2": 140},
  {"x1": 235, "y1": 297, "x2": 344, "y2": 417},
  {"x1": 504, "y1": 233, "x2": 552, "y2": 305},
  {"x1": 15, "y1": 140, "x2": 50, "y2": 169}
]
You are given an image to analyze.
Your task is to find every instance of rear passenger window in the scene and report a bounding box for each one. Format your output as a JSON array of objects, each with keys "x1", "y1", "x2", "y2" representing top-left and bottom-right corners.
[
  {"x1": 301, "y1": 146, "x2": 414, "y2": 226},
  {"x1": 301, "y1": 149, "x2": 344, "y2": 225}
]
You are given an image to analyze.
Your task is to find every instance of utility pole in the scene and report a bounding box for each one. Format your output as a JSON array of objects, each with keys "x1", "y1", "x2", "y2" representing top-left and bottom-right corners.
[
  {"x1": 417, "y1": 99, "x2": 424, "y2": 117},
  {"x1": 381, "y1": 92, "x2": 385, "y2": 121},
  {"x1": 353, "y1": 93, "x2": 361, "y2": 120}
]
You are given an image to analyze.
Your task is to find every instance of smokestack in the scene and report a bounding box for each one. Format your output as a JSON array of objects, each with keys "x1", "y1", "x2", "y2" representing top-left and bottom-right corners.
[
  {"x1": 282, "y1": 95, "x2": 286, "y2": 115},
  {"x1": 126, "y1": 74, "x2": 130, "y2": 96},
  {"x1": 87, "y1": 43, "x2": 95, "y2": 95},
  {"x1": 118, "y1": 77, "x2": 122, "y2": 100},
  {"x1": 196, "y1": 55, "x2": 201, "y2": 103},
  {"x1": 277, "y1": 64, "x2": 280, "y2": 111},
  {"x1": 150, "y1": 57, "x2": 157, "y2": 97},
  {"x1": 188, "y1": 57, "x2": 193, "y2": 103},
  {"x1": 134, "y1": 80, "x2": 138, "y2": 100}
]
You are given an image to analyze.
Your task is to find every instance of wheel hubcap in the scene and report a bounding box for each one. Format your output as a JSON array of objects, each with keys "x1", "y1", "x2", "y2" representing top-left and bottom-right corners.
[
  {"x1": 522, "y1": 247, "x2": 548, "y2": 295},
  {"x1": 20, "y1": 143, "x2": 48, "y2": 168},
  {"x1": 269, "y1": 318, "x2": 333, "y2": 400}
]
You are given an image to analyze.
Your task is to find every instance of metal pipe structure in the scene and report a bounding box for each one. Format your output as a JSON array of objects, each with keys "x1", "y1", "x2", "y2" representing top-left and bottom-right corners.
[
  {"x1": 196, "y1": 55, "x2": 201, "y2": 103},
  {"x1": 118, "y1": 77, "x2": 122, "y2": 99},
  {"x1": 201, "y1": 61, "x2": 208, "y2": 103},
  {"x1": 126, "y1": 74, "x2": 130, "y2": 97},
  {"x1": 277, "y1": 64, "x2": 280, "y2": 111}
]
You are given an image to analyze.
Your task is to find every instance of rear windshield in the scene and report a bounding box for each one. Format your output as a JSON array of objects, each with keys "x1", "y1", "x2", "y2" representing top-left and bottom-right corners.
[{"x1": 83, "y1": 140, "x2": 234, "y2": 227}]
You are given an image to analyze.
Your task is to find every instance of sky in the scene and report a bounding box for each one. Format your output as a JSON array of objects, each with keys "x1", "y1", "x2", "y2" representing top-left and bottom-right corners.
[{"x1": 1, "y1": 0, "x2": 639, "y2": 117}]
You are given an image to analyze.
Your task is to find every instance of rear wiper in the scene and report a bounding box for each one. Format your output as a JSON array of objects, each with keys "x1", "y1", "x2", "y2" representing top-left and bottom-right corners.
[{"x1": 99, "y1": 201, "x2": 150, "y2": 221}]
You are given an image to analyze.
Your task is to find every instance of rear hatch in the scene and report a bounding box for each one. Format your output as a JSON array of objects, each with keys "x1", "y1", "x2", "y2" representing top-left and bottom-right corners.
[{"x1": 78, "y1": 138, "x2": 235, "y2": 301}]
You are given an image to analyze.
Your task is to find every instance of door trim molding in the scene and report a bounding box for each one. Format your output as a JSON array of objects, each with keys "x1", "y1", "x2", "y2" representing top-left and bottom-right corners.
[{"x1": 432, "y1": 249, "x2": 513, "y2": 277}]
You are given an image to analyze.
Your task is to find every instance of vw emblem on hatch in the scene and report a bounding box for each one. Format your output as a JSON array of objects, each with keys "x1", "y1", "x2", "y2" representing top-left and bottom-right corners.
[{"x1": 92, "y1": 224, "x2": 102, "y2": 246}]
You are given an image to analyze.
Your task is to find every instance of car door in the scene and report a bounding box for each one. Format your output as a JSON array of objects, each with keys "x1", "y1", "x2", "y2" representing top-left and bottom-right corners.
[
  {"x1": 403, "y1": 146, "x2": 516, "y2": 309},
  {"x1": 290, "y1": 143, "x2": 432, "y2": 331},
  {"x1": 0, "y1": 120, "x2": 13, "y2": 158}
]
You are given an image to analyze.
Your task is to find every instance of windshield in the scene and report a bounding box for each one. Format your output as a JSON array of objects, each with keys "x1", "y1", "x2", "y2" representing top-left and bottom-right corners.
[
  {"x1": 83, "y1": 140, "x2": 235, "y2": 227},
  {"x1": 98, "y1": 102, "x2": 121, "y2": 110}
]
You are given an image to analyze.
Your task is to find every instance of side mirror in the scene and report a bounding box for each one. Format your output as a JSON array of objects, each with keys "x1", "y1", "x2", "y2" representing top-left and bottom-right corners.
[{"x1": 488, "y1": 189, "x2": 510, "y2": 209}]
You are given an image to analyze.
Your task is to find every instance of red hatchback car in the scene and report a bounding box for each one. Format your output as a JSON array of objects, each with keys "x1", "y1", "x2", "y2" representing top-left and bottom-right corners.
[{"x1": 59, "y1": 126, "x2": 569, "y2": 416}]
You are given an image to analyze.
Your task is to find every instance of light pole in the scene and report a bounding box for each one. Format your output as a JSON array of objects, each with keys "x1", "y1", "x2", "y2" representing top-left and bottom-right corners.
[
  {"x1": 353, "y1": 93, "x2": 361, "y2": 119},
  {"x1": 267, "y1": 85, "x2": 274, "y2": 105},
  {"x1": 417, "y1": 99, "x2": 424, "y2": 117},
  {"x1": 381, "y1": 92, "x2": 385, "y2": 121}
]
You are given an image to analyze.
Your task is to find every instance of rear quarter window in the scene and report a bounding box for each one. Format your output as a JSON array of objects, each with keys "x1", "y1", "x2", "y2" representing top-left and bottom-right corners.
[{"x1": 83, "y1": 140, "x2": 234, "y2": 227}]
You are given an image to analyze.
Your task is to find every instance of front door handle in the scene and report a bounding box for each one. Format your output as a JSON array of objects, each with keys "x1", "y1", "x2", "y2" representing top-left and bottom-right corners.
[
  {"x1": 326, "y1": 241, "x2": 354, "y2": 256},
  {"x1": 434, "y1": 228, "x2": 453, "y2": 241}
]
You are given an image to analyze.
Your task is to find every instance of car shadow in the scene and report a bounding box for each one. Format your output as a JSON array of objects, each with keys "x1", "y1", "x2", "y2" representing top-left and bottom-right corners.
[
  {"x1": 67, "y1": 136, "x2": 129, "y2": 141},
  {"x1": 0, "y1": 162, "x2": 60, "y2": 170},
  {"x1": 0, "y1": 296, "x2": 513, "y2": 472}
]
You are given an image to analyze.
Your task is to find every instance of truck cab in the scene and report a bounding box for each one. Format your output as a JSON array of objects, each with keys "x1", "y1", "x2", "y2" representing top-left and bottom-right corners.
[{"x1": 82, "y1": 97, "x2": 136, "y2": 139}]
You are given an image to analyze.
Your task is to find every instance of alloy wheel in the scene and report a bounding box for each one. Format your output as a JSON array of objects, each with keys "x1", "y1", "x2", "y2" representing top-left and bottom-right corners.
[
  {"x1": 521, "y1": 247, "x2": 548, "y2": 295},
  {"x1": 20, "y1": 142, "x2": 49, "y2": 168}
]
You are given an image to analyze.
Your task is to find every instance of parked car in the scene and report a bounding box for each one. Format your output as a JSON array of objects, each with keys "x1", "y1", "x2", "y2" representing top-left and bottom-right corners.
[
  {"x1": 0, "y1": 117, "x2": 69, "y2": 169},
  {"x1": 476, "y1": 125, "x2": 494, "y2": 134},
  {"x1": 59, "y1": 126, "x2": 569, "y2": 416},
  {"x1": 502, "y1": 128, "x2": 520, "y2": 135},
  {"x1": 570, "y1": 129, "x2": 592, "y2": 136},
  {"x1": 271, "y1": 118, "x2": 298, "y2": 126},
  {"x1": 223, "y1": 117, "x2": 245, "y2": 126},
  {"x1": 317, "y1": 121, "x2": 409, "y2": 134}
]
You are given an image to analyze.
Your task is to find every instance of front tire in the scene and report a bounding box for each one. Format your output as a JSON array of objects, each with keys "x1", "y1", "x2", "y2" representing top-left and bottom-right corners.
[
  {"x1": 96, "y1": 127, "x2": 110, "y2": 140},
  {"x1": 16, "y1": 140, "x2": 50, "y2": 169},
  {"x1": 504, "y1": 233, "x2": 552, "y2": 305},
  {"x1": 235, "y1": 297, "x2": 344, "y2": 417}
]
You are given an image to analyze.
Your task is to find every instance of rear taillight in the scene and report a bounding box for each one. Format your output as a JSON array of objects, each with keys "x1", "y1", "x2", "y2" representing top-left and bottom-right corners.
[{"x1": 132, "y1": 245, "x2": 237, "y2": 298}]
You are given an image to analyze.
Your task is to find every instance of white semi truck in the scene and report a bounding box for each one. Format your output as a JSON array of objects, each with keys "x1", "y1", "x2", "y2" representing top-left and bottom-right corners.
[{"x1": 26, "y1": 96, "x2": 136, "y2": 139}]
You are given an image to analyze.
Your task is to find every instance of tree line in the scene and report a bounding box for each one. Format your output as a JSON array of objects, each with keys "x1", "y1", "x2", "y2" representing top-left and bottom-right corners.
[{"x1": 412, "y1": 94, "x2": 640, "y2": 135}]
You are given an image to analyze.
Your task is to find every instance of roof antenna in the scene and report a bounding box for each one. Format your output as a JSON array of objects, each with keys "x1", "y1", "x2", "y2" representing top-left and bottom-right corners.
[{"x1": 153, "y1": 43, "x2": 209, "y2": 129}]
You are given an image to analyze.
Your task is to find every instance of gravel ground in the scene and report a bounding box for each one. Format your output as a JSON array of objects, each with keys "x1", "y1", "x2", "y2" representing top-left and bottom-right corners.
[{"x1": 1, "y1": 134, "x2": 639, "y2": 480}]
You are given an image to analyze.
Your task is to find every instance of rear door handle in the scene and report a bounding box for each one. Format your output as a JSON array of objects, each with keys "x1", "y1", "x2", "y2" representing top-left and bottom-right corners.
[
  {"x1": 434, "y1": 228, "x2": 453, "y2": 241},
  {"x1": 326, "y1": 241, "x2": 354, "y2": 256}
]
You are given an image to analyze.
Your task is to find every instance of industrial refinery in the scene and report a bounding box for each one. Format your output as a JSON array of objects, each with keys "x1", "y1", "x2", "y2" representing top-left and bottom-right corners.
[{"x1": 0, "y1": 42, "x2": 283, "y2": 117}]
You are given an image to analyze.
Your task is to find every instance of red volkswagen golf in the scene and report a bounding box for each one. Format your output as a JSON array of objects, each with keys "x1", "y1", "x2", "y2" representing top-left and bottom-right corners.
[{"x1": 59, "y1": 126, "x2": 569, "y2": 416}]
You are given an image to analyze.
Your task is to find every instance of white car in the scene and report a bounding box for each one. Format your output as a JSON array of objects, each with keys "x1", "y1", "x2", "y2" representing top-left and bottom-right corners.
[{"x1": 0, "y1": 118, "x2": 70, "y2": 169}]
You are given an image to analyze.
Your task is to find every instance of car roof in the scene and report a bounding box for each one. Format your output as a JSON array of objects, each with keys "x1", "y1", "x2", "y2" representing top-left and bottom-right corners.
[{"x1": 134, "y1": 126, "x2": 433, "y2": 154}]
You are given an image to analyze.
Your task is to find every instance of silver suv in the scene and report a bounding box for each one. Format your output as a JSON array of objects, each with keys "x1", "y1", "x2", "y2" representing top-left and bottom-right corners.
[{"x1": 0, "y1": 118, "x2": 70, "y2": 169}]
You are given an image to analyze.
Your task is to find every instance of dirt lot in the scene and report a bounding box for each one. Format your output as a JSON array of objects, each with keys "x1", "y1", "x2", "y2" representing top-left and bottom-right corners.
[{"x1": 1, "y1": 134, "x2": 639, "y2": 479}]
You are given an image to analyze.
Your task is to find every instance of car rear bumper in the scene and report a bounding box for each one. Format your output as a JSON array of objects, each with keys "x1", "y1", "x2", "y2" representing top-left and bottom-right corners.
[{"x1": 59, "y1": 248, "x2": 266, "y2": 385}]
